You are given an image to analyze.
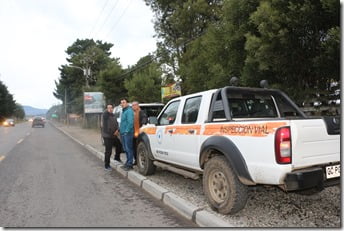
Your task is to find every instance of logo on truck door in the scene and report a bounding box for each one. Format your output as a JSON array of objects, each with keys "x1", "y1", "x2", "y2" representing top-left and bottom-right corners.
[
  {"x1": 203, "y1": 122, "x2": 287, "y2": 137},
  {"x1": 157, "y1": 129, "x2": 163, "y2": 144}
]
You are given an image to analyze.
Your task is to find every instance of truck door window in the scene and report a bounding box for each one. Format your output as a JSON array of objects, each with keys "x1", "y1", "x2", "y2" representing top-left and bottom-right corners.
[
  {"x1": 182, "y1": 96, "x2": 202, "y2": 124},
  {"x1": 158, "y1": 101, "x2": 180, "y2": 125}
]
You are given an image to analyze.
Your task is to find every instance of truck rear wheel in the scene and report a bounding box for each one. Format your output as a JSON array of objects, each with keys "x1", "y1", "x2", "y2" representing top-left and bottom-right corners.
[
  {"x1": 137, "y1": 142, "x2": 156, "y2": 175},
  {"x1": 203, "y1": 155, "x2": 248, "y2": 214}
]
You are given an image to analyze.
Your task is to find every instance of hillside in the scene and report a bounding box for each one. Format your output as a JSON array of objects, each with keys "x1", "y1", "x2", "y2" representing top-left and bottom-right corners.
[{"x1": 23, "y1": 105, "x2": 48, "y2": 116}]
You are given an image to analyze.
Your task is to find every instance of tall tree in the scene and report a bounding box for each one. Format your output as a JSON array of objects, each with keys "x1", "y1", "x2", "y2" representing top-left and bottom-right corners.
[
  {"x1": 244, "y1": 0, "x2": 340, "y2": 102},
  {"x1": 98, "y1": 58, "x2": 127, "y2": 105},
  {"x1": 0, "y1": 80, "x2": 16, "y2": 121},
  {"x1": 180, "y1": 0, "x2": 259, "y2": 94},
  {"x1": 54, "y1": 39, "x2": 115, "y2": 114},
  {"x1": 145, "y1": 0, "x2": 222, "y2": 82},
  {"x1": 14, "y1": 103, "x2": 25, "y2": 119},
  {"x1": 124, "y1": 55, "x2": 162, "y2": 102},
  {"x1": 173, "y1": 0, "x2": 339, "y2": 104}
]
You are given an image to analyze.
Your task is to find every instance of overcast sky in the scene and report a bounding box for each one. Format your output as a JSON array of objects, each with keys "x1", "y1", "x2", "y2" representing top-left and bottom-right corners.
[{"x1": 0, "y1": 0, "x2": 157, "y2": 109}]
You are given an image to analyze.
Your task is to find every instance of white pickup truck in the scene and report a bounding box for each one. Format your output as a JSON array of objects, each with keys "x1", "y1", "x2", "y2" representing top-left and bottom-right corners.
[{"x1": 136, "y1": 86, "x2": 340, "y2": 214}]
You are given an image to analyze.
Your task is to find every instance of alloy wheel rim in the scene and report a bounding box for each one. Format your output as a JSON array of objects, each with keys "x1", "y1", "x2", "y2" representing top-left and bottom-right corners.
[
  {"x1": 208, "y1": 170, "x2": 229, "y2": 203},
  {"x1": 138, "y1": 148, "x2": 146, "y2": 167}
]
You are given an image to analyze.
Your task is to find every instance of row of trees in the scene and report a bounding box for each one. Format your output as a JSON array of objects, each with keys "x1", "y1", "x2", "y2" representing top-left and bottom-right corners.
[
  {"x1": 54, "y1": 0, "x2": 339, "y2": 114},
  {"x1": 0, "y1": 80, "x2": 25, "y2": 121},
  {"x1": 146, "y1": 0, "x2": 339, "y2": 105},
  {"x1": 53, "y1": 39, "x2": 162, "y2": 115}
]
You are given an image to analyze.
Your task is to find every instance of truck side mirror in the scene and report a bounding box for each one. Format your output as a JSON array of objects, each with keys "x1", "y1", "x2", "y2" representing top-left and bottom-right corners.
[{"x1": 148, "y1": 116, "x2": 158, "y2": 125}]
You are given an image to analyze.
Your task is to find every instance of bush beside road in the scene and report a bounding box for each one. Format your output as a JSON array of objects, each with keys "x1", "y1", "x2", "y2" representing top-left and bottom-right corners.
[{"x1": 53, "y1": 122, "x2": 340, "y2": 228}]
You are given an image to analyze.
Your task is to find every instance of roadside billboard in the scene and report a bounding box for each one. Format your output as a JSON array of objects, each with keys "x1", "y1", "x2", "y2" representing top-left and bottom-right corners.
[
  {"x1": 161, "y1": 82, "x2": 181, "y2": 101},
  {"x1": 84, "y1": 92, "x2": 105, "y2": 113}
]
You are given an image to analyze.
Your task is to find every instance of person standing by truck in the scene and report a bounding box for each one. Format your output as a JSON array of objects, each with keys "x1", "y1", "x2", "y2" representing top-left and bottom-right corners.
[
  {"x1": 119, "y1": 98, "x2": 134, "y2": 171},
  {"x1": 132, "y1": 101, "x2": 147, "y2": 165},
  {"x1": 101, "y1": 104, "x2": 119, "y2": 171}
]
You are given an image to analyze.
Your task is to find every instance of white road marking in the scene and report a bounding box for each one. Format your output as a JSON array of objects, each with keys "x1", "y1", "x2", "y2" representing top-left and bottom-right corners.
[{"x1": 17, "y1": 139, "x2": 24, "y2": 144}]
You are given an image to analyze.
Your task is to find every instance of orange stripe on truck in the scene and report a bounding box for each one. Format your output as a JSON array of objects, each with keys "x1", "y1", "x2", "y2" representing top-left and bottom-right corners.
[
  {"x1": 165, "y1": 125, "x2": 201, "y2": 135},
  {"x1": 203, "y1": 122, "x2": 287, "y2": 137},
  {"x1": 140, "y1": 127, "x2": 157, "y2": 135}
]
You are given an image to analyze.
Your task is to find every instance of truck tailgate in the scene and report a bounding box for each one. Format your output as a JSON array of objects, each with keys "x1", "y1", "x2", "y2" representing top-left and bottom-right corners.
[{"x1": 290, "y1": 119, "x2": 340, "y2": 169}]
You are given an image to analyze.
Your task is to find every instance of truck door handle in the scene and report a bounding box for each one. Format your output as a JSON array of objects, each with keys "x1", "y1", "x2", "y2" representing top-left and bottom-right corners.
[
  {"x1": 188, "y1": 129, "x2": 195, "y2": 134},
  {"x1": 168, "y1": 129, "x2": 174, "y2": 134}
]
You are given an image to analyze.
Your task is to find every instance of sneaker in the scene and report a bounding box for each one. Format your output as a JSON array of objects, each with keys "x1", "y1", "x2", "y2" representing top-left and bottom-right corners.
[
  {"x1": 105, "y1": 166, "x2": 112, "y2": 171},
  {"x1": 114, "y1": 158, "x2": 122, "y2": 163},
  {"x1": 120, "y1": 165, "x2": 133, "y2": 171}
]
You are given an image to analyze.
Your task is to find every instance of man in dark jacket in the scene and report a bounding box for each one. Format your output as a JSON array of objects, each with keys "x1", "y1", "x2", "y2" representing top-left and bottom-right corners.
[{"x1": 102, "y1": 104, "x2": 119, "y2": 170}]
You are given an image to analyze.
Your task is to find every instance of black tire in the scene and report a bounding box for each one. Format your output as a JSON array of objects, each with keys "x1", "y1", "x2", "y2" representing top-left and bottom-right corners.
[
  {"x1": 203, "y1": 155, "x2": 248, "y2": 214},
  {"x1": 137, "y1": 142, "x2": 156, "y2": 175}
]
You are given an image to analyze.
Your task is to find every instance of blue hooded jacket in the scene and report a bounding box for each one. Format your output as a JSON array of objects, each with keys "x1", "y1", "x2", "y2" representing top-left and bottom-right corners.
[{"x1": 120, "y1": 106, "x2": 134, "y2": 134}]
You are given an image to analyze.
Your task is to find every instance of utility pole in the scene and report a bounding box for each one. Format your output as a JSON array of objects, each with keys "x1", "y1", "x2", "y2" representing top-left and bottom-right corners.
[{"x1": 69, "y1": 64, "x2": 91, "y2": 88}]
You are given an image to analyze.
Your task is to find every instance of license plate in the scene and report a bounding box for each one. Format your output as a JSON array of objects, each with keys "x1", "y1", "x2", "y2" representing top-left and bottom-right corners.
[{"x1": 325, "y1": 164, "x2": 340, "y2": 179}]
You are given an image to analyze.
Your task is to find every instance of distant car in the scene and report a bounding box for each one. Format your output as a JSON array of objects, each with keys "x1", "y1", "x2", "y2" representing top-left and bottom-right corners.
[
  {"x1": 3, "y1": 119, "x2": 15, "y2": 127},
  {"x1": 302, "y1": 93, "x2": 327, "y2": 107},
  {"x1": 328, "y1": 93, "x2": 341, "y2": 106},
  {"x1": 32, "y1": 117, "x2": 45, "y2": 128}
]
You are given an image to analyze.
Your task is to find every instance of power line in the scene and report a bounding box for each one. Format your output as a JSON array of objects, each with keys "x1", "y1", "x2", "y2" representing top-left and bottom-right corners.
[
  {"x1": 105, "y1": 0, "x2": 133, "y2": 39},
  {"x1": 88, "y1": 0, "x2": 111, "y2": 37},
  {"x1": 115, "y1": 30, "x2": 207, "y2": 80},
  {"x1": 93, "y1": 0, "x2": 119, "y2": 38},
  {"x1": 115, "y1": 55, "x2": 157, "y2": 81}
]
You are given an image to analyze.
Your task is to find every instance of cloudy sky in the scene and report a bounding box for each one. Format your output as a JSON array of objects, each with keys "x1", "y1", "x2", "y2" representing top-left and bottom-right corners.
[{"x1": 0, "y1": 0, "x2": 157, "y2": 109}]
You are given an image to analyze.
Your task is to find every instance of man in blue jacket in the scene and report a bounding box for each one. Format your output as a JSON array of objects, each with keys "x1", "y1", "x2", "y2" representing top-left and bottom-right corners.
[{"x1": 119, "y1": 98, "x2": 134, "y2": 171}]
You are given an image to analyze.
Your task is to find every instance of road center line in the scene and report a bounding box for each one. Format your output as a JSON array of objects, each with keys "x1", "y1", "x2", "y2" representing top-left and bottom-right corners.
[{"x1": 17, "y1": 139, "x2": 24, "y2": 144}]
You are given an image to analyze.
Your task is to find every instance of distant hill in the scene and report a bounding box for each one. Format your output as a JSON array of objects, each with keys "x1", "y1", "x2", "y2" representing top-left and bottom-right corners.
[{"x1": 23, "y1": 105, "x2": 48, "y2": 116}]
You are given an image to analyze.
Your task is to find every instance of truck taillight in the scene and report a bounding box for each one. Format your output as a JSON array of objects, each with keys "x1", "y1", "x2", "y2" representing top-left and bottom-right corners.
[{"x1": 275, "y1": 127, "x2": 291, "y2": 164}]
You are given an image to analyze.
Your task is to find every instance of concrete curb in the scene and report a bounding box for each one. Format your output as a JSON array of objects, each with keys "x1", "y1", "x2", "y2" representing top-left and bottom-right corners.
[
  {"x1": 51, "y1": 123, "x2": 233, "y2": 227},
  {"x1": 128, "y1": 171, "x2": 147, "y2": 187},
  {"x1": 195, "y1": 210, "x2": 233, "y2": 227},
  {"x1": 163, "y1": 192, "x2": 198, "y2": 221},
  {"x1": 142, "y1": 179, "x2": 169, "y2": 200},
  {"x1": 116, "y1": 165, "x2": 129, "y2": 177}
]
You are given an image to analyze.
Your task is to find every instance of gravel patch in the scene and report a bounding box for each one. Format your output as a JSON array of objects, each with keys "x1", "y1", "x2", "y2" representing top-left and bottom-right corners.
[{"x1": 146, "y1": 168, "x2": 340, "y2": 228}]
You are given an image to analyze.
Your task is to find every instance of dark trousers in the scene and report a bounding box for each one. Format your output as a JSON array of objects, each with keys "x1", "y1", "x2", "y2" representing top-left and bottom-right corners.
[
  {"x1": 104, "y1": 137, "x2": 114, "y2": 168},
  {"x1": 113, "y1": 136, "x2": 122, "y2": 161},
  {"x1": 133, "y1": 137, "x2": 138, "y2": 161}
]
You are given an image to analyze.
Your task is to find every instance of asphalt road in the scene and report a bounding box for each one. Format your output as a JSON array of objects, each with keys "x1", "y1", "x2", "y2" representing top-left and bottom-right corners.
[{"x1": 0, "y1": 122, "x2": 195, "y2": 227}]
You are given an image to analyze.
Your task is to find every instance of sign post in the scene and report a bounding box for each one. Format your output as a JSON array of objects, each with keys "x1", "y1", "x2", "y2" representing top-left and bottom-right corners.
[
  {"x1": 84, "y1": 92, "x2": 105, "y2": 128},
  {"x1": 161, "y1": 82, "x2": 181, "y2": 102}
]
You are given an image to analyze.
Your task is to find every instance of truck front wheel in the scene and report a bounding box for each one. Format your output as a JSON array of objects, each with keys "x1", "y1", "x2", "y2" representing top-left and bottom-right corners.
[
  {"x1": 203, "y1": 155, "x2": 248, "y2": 214},
  {"x1": 137, "y1": 142, "x2": 156, "y2": 175}
]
